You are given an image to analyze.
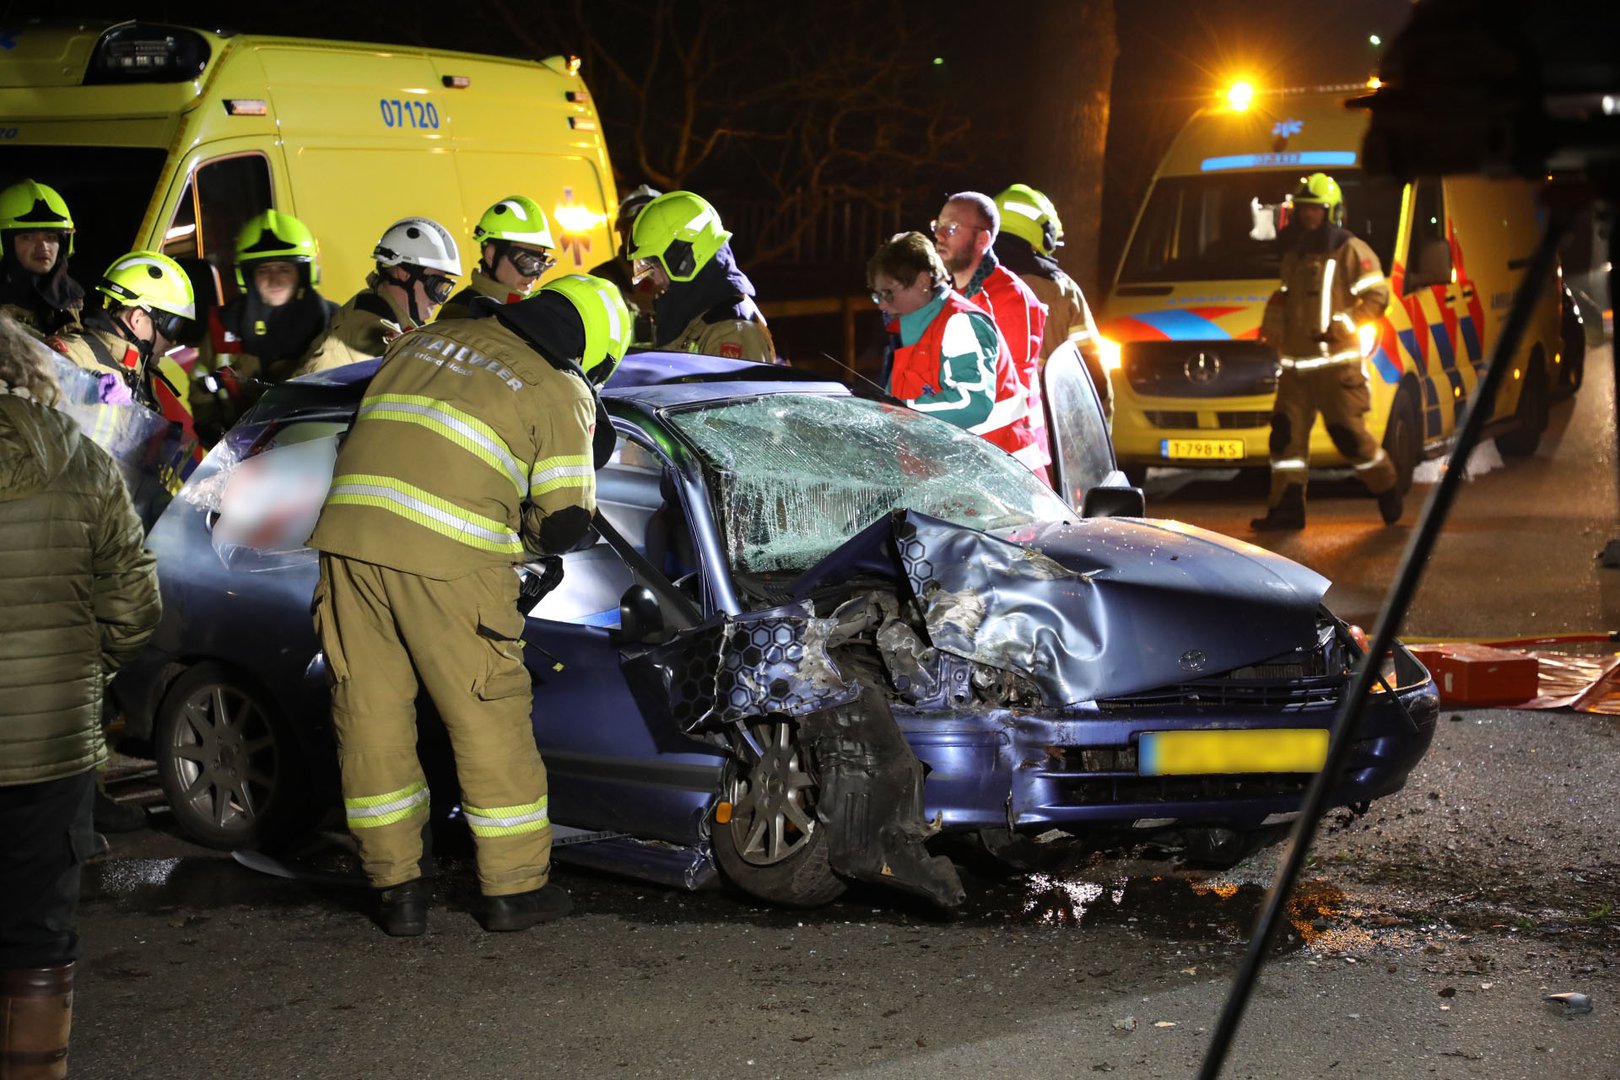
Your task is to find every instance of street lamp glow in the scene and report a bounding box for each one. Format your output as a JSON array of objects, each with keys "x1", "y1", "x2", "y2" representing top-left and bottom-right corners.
[
  {"x1": 1226, "y1": 81, "x2": 1255, "y2": 112},
  {"x1": 1369, "y1": 34, "x2": 1382, "y2": 46}
]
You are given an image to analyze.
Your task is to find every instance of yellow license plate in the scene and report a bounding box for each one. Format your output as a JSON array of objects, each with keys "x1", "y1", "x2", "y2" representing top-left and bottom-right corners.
[
  {"x1": 1160, "y1": 438, "x2": 1246, "y2": 461},
  {"x1": 1138, "y1": 729, "x2": 1329, "y2": 776}
]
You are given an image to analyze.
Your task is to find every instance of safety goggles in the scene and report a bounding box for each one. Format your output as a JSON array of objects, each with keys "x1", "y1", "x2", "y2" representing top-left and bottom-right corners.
[
  {"x1": 144, "y1": 307, "x2": 191, "y2": 343},
  {"x1": 930, "y1": 219, "x2": 985, "y2": 241},
  {"x1": 423, "y1": 273, "x2": 458, "y2": 305},
  {"x1": 507, "y1": 247, "x2": 557, "y2": 278}
]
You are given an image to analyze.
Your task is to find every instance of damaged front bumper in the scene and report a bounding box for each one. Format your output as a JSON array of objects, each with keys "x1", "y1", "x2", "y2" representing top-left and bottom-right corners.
[{"x1": 897, "y1": 643, "x2": 1439, "y2": 833}]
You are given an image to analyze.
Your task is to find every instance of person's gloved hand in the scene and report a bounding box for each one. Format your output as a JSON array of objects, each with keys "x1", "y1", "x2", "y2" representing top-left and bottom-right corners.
[
  {"x1": 517, "y1": 556, "x2": 565, "y2": 613},
  {"x1": 97, "y1": 373, "x2": 135, "y2": 405}
]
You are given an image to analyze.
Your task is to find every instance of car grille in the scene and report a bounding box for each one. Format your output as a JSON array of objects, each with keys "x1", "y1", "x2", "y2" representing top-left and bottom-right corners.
[
  {"x1": 1041, "y1": 770, "x2": 1315, "y2": 805},
  {"x1": 1143, "y1": 409, "x2": 1198, "y2": 428},
  {"x1": 1123, "y1": 341, "x2": 1279, "y2": 399},
  {"x1": 1095, "y1": 674, "x2": 1344, "y2": 712},
  {"x1": 1216, "y1": 410, "x2": 1273, "y2": 429}
]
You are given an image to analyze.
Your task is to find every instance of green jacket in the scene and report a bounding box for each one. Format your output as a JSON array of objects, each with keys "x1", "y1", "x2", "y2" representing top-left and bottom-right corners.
[
  {"x1": 308, "y1": 315, "x2": 599, "y2": 580},
  {"x1": 0, "y1": 393, "x2": 161, "y2": 786}
]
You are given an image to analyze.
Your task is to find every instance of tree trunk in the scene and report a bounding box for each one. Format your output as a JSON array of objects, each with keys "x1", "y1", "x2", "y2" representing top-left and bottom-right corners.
[{"x1": 1020, "y1": 0, "x2": 1118, "y2": 298}]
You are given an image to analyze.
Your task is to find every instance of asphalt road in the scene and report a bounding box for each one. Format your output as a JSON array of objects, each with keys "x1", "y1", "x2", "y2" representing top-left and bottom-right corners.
[{"x1": 72, "y1": 345, "x2": 1618, "y2": 1079}]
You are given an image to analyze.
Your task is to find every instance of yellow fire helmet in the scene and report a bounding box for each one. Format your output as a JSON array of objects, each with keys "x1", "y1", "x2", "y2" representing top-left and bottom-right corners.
[
  {"x1": 994, "y1": 183, "x2": 1063, "y2": 256},
  {"x1": 233, "y1": 209, "x2": 321, "y2": 288},
  {"x1": 627, "y1": 190, "x2": 731, "y2": 283},
  {"x1": 540, "y1": 273, "x2": 634, "y2": 385},
  {"x1": 0, "y1": 179, "x2": 75, "y2": 256}
]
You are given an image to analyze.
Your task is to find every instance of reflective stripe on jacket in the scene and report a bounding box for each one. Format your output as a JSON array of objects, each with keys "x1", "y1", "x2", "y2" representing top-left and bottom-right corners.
[
  {"x1": 308, "y1": 316, "x2": 598, "y2": 580},
  {"x1": 1261, "y1": 228, "x2": 1389, "y2": 366}
]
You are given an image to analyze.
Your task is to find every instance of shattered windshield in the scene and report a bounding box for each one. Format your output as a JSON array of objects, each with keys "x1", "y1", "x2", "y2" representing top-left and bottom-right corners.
[{"x1": 666, "y1": 394, "x2": 1074, "y2": 573}]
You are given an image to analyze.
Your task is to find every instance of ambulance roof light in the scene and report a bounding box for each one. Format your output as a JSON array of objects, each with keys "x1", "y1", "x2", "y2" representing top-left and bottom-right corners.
[
  {"x1": 1226, "y1": 81, "x2": 1256, "y2": 112},
  {"x1": 85, "y1": 23, "x2": 210, "y2": 85}
]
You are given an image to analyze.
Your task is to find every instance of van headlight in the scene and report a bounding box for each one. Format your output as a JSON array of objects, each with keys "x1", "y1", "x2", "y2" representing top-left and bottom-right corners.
[{"x1": 1097, "y1": 336, "x2": 1123, "y2": 371}]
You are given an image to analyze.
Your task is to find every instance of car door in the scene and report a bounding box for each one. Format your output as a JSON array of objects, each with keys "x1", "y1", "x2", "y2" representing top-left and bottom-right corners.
[{"x1": 524, "y1": 429, "x2": 725, "y2": 844}]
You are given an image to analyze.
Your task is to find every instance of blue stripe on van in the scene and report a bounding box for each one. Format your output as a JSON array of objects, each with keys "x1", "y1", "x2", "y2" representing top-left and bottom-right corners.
[
  {"x1": 1458, "y1": 315, "x2": 1483, "y2": 366},
  {"x1": 1129, "y1": 308, "x2": 1235, "y2": 340},
  {"x1": 1200, "y1": 150, "x2": 1358, "y2": 172},
  {"x1": 1370, "y1": 346, "x2": 1401, "y2": 385}
]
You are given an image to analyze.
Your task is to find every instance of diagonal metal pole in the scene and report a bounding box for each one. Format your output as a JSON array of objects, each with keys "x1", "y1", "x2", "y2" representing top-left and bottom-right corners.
[{"x1": 1197, "y1": 204, "x2": 1572, "y2": 1080}]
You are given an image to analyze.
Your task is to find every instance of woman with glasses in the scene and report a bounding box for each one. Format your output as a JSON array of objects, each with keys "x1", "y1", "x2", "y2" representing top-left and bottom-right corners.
[
  {"x1": 437, "y1": 196, "x2": 558, "y2": 322},
  {"x1": 867, "y1": 230, "x2": 1018, "y2": 442}
]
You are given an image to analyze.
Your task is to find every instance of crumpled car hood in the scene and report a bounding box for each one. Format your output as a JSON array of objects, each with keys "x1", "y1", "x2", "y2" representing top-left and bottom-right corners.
[{"x1": 790, "y1": 510, "x2": 1330, "y2": 705}]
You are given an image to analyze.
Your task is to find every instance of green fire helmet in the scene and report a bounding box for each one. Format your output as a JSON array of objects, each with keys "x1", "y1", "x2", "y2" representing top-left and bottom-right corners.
[
  {"x1": 994, "y1": 184, "x2": 1063, "y2": 256},
  {"x1": 97, "y1": 250, "x2": 196, "y2": 341},
  {"x1": 1291, "y1": 172, "x2": 1345, "y2": 225},
  {"x1": 473, "y1": 195, "x2": 556, "y2": 249},
  {"x1": 0, "y1": 179, "x2": 76, "y2": 256},
  {"x1": 540, "y1": 273, "x2": 634, "y2": 385},
  {"x1": 233, "y1": 209, "x2": 321, "y2": 288},
  {"x1": 627, "y1": 190, "x2": 731, "y2": 282}
]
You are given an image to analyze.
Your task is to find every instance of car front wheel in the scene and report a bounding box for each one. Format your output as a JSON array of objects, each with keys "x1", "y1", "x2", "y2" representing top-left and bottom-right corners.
[
  {"x1": 712, "y1": 717, "x2": 846, "y2": 907},
  {"x1": 155, "y1": 663, "x2": 308, "y2": 850}
]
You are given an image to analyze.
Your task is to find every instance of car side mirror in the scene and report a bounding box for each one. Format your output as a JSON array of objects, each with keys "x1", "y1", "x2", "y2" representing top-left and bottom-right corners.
[
  {"x1": 1082, "y1": 484, "x2": 1146, "y2": 519},
  {"x1": 618, "y1": 584, "x2": 664, "y2": 643}
]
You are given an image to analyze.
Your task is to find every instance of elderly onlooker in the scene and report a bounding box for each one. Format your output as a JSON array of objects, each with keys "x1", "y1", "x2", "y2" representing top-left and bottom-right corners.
[
  {"x1": 933, "y1": 191, "x2": 1050, "y2": 482},
  {"x1": 0, "y1": 313, "x2": 161, "y2": 1078},
  {"x1": 867, "y1": 231, "x2": 1018, "y2": 444}
]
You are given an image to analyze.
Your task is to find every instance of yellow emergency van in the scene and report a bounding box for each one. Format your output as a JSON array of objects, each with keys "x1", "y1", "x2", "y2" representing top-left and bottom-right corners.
[
  {"x1": 0, "y1": 20, "x2": 618, "y2": 316},
  {"x1": 1100, "y1": 85, "x2": 1567, "y2": 488}
]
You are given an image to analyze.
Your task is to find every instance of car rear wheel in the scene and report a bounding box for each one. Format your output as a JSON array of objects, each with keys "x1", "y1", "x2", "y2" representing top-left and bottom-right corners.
[
  {"x1": 1496, "y1": 358, "x2": 1549, "y2": 457},
  {"x1": 155, "y1": 663, "x2": 309, "y2": 850},
  {"x1": 1381, "y1": 384, "x2": 1421, "y2": 494},
  {"x1": 712, "y1": 717, "x2": 846, "y2": 907}
]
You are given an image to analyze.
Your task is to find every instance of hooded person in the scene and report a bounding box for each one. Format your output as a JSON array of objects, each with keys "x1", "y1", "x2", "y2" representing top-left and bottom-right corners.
[
  {"x1": 0, "y1": 312, "x2": 161, "y2": 1080},
  {"x1": 626, "y1": 190, "x2": 777, "y2": 364},
  {"x1": 305, "y1": 274, "x2": 631, "y2": 937},
  {"x1": 0, "y1": 180, "x2": 86, "y2": 339}
]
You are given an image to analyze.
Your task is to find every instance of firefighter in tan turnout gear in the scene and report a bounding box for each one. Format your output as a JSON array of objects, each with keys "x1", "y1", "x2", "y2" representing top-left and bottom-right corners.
[
  {"x1": 1251, "y1": 173, "x2": 1400, "y2": 531},
  {"x1": 308, "y1": 273, "x2": 632, "y2": 936}
]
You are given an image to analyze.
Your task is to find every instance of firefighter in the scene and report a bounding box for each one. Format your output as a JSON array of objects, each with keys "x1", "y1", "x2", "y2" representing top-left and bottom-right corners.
[
  {"x1": 627, "y1": 190, "x2": 777, "y2": 363},
  {"x1": 992, "y1": 183, "x2": 1113, "y2": 422},
  {"x1": 1251, "y1": 173, "x2": 1400, "y2": 531},
  {"x1": 47, "y1": 251, "x2": 196, "y2": 428},
  {"x1": 588, "y1": 183, "x2": 661, "y2": 346},
  {"x1": 294, "y1": 216, "x2": 460, "y2": 376},
  {"x1": 0, "y1": 179, "x2": 84, "y2": 339},
  {"x1": 306, "y1": 273, "x2": 632, "y2": 936},
  {"x1": 932, "y1": 192, "x2": 1049, "y2": 482},
  {"x1": 192, "y1": 210, "x2": 338, "y2": 443},
  {"x1": 436, "y1": 196, "x2": 557, "y2": 321}
]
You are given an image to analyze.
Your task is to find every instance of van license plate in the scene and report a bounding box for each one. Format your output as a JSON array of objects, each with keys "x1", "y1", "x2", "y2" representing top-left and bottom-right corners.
[
  {"x1": 1160, "y1": 438, "x2": 1245, "y2": 461},
  {"x1": 1138, "y1": 729, "x2": 1329, "y2": 776}
]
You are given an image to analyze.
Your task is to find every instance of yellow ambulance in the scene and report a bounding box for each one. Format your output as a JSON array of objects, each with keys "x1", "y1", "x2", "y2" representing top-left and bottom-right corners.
[
  {"x1": 0, "y1": 19, "x2": 619, "y2": 314},
  {"x1": 1099, "y1": 84, "x2": 1568, "y2": 488}
]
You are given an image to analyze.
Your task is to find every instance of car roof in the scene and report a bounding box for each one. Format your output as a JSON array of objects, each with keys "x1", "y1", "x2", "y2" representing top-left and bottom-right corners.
[{"x1": 284, "y1": 349, "x2": 851, "y2": 408}]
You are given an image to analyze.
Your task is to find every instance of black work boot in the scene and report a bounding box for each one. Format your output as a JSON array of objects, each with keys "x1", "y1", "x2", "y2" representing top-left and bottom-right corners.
[
  {"x1": 1250, "y1": 485, "x2": 1306, "y2": 532},
  {"x1": 480, "y1": 883, "x2": 572, "y2": 932},
  {"x1": 1376, "y1": 486, "x2": 1404, "y2": 525},
  {"x1": 376, "y1": 878, "x2": 429, "y2": 937}
]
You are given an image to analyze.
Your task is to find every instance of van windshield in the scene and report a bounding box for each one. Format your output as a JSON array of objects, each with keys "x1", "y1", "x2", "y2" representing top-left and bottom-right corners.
[
  {"x1": 1118, "y1": 170, "x2": 1404, "y2": 285},
  {"x1": 1, "y1": 147, "x2": 167, "y2": 285}
]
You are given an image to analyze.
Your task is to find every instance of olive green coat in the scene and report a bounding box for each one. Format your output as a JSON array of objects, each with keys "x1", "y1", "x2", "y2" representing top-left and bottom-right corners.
[{"x1": 0, "y1": 394, "x2": 161, "y2": 786}]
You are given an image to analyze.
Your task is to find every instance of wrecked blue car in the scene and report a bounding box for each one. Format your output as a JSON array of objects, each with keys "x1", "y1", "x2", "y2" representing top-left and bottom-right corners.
[{"x1": 113, "y1": 347, "x2": 1437, "y2": 908}]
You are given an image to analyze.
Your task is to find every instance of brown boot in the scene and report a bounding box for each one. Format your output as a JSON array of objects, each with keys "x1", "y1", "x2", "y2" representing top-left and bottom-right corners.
[{"x1": 0, "y1": 964, "x2": 74, "y2": 1080}]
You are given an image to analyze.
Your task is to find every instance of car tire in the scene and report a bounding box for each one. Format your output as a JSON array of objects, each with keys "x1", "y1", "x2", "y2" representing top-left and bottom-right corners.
[
  {"x1": 154, "y1": 662, "x2": 310, "y2": 850},
  {"x1": 1178, "y1": 824, "x2": 1286, "y2": 869},
  {"x1": 712, "y1": 717, "x2": 846, "y2": 908},
  {"x1": 1381, "y1": 384, "x2": 1421, "y2": 494},
  {"x1": 1496, "y1": 358, "x2": 1548, "y2": 457}
]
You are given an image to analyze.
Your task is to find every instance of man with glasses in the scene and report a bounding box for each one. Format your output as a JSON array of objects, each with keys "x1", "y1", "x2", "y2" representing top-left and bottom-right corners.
[
  {"x1": 932, "y1": 192, "x2": 1050, "y2": 483},
  {"x1": 437, "y1": 196, "x2": 557, "y2": 321},
  {"x1": 296, "y1": 216, "x2": 461, "y2": 375}
]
